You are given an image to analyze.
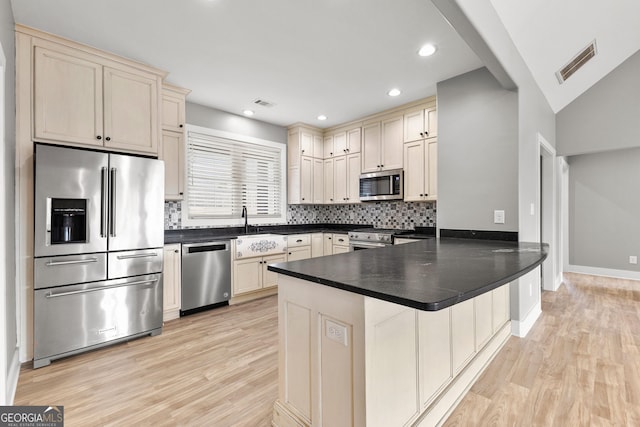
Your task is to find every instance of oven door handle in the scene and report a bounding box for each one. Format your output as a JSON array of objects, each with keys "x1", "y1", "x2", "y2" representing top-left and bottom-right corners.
[
  {"x1": 350, "y1": 242, "x2": 387, "y2": 249},
  {"x1": 45, "y1": 257, "x2": 99, "y2": 267},
  {"x1": 44, "y1": 278, "x2": 158, "y2": 298}
]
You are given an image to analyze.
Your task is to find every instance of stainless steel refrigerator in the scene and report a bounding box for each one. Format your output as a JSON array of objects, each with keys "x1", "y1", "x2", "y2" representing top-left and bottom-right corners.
[{"x1": 33, "y1": 143, "x2": 165, "y2": 368}]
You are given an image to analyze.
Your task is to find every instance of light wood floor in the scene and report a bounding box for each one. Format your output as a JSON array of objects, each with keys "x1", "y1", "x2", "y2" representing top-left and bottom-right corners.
[
  {"x1": 445, "y1": 272, "x2": 640, "y2": 427},
  {"x1": 15, "y1": 273, "x2": 640, "y2": 426},
  {"x1": 14, "y1": 296, "x2": 279, "y2": 426}
]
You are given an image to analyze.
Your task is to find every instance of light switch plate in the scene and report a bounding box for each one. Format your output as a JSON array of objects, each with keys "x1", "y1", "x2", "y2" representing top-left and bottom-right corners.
[{"x1": 494, "y1": 210, "x2": 505, "y2": 224}]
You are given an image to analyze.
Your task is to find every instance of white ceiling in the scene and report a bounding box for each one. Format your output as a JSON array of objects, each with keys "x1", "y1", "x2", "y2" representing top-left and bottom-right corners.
[
  {"x1": 10, "y1": 0, "x2": 483, "y2": 128},
  {"x1": 489, "y1": 0, "x2": 640, "y2": 113}
]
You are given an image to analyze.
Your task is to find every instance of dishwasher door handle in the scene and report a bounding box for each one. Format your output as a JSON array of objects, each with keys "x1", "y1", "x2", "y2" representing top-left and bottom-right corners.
[{"x1": 184, "y1": 242, "x2": 230, "y2": 254}]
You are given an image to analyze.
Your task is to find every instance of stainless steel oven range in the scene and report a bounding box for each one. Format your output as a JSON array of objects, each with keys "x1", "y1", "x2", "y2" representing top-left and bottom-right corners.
[
  {"x1": 348, "y1": 228, "x2": 404, "y2": 250},
  {"x1": 33, "y1": 143, "x2": 165, "y2": 368}
]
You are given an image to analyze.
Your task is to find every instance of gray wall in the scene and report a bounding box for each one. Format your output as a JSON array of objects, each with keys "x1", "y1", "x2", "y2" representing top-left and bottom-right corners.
[
  {"x1": 557, "y1": 50, "x2": 640, "y2": 157},
  {"x1": 186, "y1": 102, "x2": 287, "y2": 144},
  {"x1": 568, "y1": 148, "x2": 640, "y2": 271},
  {"x1": 1, "y1": 0, "x2": 17, "y2": 398},
  {"x1": 437, "y1": 67, "x2": 518, "y2": 232}
]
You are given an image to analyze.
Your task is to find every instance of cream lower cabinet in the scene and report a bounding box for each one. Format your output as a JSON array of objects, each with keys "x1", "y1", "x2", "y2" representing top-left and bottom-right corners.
[
  {"x1": 233, "y1": 253, "x2": 286, "y2": 296},
  {"x1": 273, "y1": 278, "x2": 511, "y2": 427},
  {"x1": 403, "y1": 138, "x2": 437, "y2": 202},
  {"x1": 311, "y1": 233, "x2": 324, "y2": 258},
  {"x1": 163, "y1": 244, "x2": 182, "y2": 321},
  {"x1": 33, "y1": 43, "x2": 161, "y2": 155}
]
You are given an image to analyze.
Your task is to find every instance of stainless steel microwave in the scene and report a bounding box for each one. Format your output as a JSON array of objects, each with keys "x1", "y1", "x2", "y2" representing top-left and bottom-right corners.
[{"x1": 359, "y1": 169, "x2": 403, "y2": 201}]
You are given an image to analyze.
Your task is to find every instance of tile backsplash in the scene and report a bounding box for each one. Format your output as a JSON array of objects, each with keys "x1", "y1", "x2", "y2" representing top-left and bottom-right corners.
[{"x1": 166, "y1": 201, "x2": 436, "y2": 230}]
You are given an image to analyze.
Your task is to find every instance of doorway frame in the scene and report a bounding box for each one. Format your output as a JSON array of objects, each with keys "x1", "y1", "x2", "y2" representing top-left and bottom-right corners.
[{"x1": 537, "y1": 132, "x2": 560, "y2": 291}]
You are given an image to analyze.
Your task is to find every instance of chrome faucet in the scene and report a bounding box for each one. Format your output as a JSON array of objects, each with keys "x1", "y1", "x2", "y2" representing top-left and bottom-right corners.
[{"x1": 241, "y1": 205, "x2": 248, "y2": 234}]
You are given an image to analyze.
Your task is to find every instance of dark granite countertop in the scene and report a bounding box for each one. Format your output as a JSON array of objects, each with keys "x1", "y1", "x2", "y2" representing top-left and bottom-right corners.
[
  {"x1": 392, "y1": 226, "x2": 436, "y2": 240},
  {"x1": 268, "y1": 238, "x2": 547, "y2": 311},
  {"x1": 164, "y1": 224, "x2": 367, "y2": 244}
]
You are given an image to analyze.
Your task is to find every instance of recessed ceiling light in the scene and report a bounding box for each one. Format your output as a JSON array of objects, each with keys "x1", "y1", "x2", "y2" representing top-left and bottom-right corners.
[
  {"x1": 317, "y1": 115, "x2": 327, "y2": 121},
  {"x1": 418, "y1": 44, "x2": 437, "y2": 57},
  {"x1": 243, "y1": 110, "x2": 255, "y2": 116},
  {"x1": 387, "y1": 88, "x2": 401, "y2": 97}
]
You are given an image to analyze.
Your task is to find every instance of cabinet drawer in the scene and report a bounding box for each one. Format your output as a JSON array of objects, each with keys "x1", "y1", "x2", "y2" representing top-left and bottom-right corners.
[
  {"x1": 333, "y1": 234, "x2": 350, "y2": 246},
  {"x1": 34, "y1": 253, "x2": 107, "y2": 289},
  {"x1": 108, "y1": 249, "x2": 163, "y2": 279},
  {"x1": 287, "y1": 234, "x2": 311, "y2": 247}
]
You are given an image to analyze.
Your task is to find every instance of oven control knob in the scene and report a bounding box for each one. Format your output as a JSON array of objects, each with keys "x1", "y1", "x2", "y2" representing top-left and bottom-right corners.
[{"x1": 367, "y1": 235, "x2": 371, "y2": 239}]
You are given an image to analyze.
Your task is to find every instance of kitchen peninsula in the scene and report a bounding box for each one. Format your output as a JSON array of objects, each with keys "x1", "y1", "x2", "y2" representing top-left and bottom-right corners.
[{"x1": 268, "y1": 238, "x2": 547, "y2": 427}]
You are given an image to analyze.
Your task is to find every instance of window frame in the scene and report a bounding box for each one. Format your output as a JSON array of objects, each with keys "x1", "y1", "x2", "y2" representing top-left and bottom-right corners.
[{"x1": 181, "y1": 124, "x2": 287, "y2": 227}]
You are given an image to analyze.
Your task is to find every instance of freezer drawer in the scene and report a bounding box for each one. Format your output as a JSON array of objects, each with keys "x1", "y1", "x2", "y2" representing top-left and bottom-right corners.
[
  {"x1": 108, "y1": 248, "x2": 163, "y2": 279},
  {"x1": 33, "y1": 273, "x2": 163, "y2": 368},
  {"x1": 34, "y1": 253, "x2": 107, "y2": 289}
]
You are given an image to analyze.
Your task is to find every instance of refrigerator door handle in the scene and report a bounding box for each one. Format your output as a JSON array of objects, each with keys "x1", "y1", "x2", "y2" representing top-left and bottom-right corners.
[
  {"x1": 101, "y1": 167, "x2": 108, "y2": 238},
  {"x1": 44, "y1": 278, "x2": 159, "y2": 298},
  {"x1": 109, "y1": 167, "x2": 117, "y2": 237}
]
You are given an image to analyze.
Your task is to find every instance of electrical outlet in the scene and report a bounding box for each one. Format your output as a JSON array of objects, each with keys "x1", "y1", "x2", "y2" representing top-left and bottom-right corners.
[
  {"x1": 326, "y1": 319, "x2": 348, "y2": 346},
  {"x1": 630, "y1": 256, "x2": 638, "y2": 265},
  {"x1": 494, "y1": 210, "x2": 505, "y2": 224}
]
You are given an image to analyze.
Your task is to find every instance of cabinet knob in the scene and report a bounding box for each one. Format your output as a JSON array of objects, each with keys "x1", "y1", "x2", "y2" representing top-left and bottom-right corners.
[
  {"x1": 330, "y1": 152, "x2": 333, "y2": 155},
  {"x1": 296, "y1": 239, "x2": 303, "y2": 243},
  {"x1": 328, "y1": 237, "x2": 332, "y2": 240},
  {"x1": 174, "y1": 250, "x2": 179, "y2": 253},
  {"x1": 330, "y1": 198, "x2": 333, "y2": 201},
  {"x1": 425, "y1": 131, "x2": 429, "y2": 136},
  {"x1": 380, "y1": 164, "x2": 384, "y2": 168},
  {"x1": 105, "y1": 137, "x2": 111, "y2": 141},
  {"x1": 288, "y1": 252, "x2": 292, "y2": 255},
  {"x1": 420, "y1": 132, "x2": 424, "y2": 137},
  {"x1": 179, "y1": 192, "x2": 184, "y2": 195},
  {"x1": 301, "y1": 149, "x2": 305, "y2": 153},
  {"x1": 302, "y1": 198, "x2": 305, "y2": 201},
  {"x1": 179, "y1": 124, "x2": 184, "y2": 128},
  {"x1": 420, "y1": 194, "x2": 424, "y2": 196},
  {"x1": 96, "y1": 135, "x2": 102, "y2": 140}
]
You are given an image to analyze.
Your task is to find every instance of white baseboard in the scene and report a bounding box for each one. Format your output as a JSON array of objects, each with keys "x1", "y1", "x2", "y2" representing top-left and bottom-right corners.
[
  {"x1": 511, "y1": 301, "x2": 541, "y2": 338},
  {"x1": 5, "y1": 348, "x2": 20, "y2": 405},
  {"x1": 566, "y1": 265, "x2": 640, "y2": 281},
  {"x1": 554, "y1": 274, "x2": 563, "y2": 291}
]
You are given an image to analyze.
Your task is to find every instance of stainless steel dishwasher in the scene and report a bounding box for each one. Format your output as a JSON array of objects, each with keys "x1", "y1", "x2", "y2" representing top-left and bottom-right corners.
[{"x1": 181, "y1": 241, "x2": 231, "y2": 315}]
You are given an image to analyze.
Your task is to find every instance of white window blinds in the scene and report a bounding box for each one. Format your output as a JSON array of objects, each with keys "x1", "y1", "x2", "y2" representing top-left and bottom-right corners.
[{"x1": 185, "y1": 128, "x2": 285, "y2": 221}]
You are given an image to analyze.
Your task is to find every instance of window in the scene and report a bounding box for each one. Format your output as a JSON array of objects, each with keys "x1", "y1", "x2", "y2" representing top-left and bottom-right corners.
[{"x1": 183, "y1": 125, "x2": 286, "y2": 227}]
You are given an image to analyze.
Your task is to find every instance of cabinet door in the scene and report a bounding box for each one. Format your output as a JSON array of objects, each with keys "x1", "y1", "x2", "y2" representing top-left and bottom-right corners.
[
  {"x1": 288, "y1": 246, "x2": 312, "y2": 262},
  {"x1": 451, "y1": 299, "x2": 475, "y2": 374},
  {"x1": 324, "y1": 136, "x2": 334, "y2": 158},
  {"x1": 362, "y1": 122, "x2": 381, "y2": 173},
  {"x1": 163, "y1": 244, "x2": 182, "y2": 319},
  {"x1": 426, "y1": 107, "x2": 438, "y2": 139},
  {"x1": 311, "y1": 234, "x2": 324, "y2": 258},
  {"x1": 300, "y1": 156, "x2": 313, "y2": 204},
  {"x1": 333, "y1": 132, "x2": 347, "y2": 155},
  {"x1": 34, "y1": 46, "x2": 104, "y2": 146},
  {"x1": 162, "y1": 130, "x2": 185, "y2": 200},
  {"x1": 492, "y1": 284, "x2": 510, "y2": 333},
  {"x1": 103, "y1": 66, "x2": 159, "y2": 154},
  {"x1": 403, "y1": 109, "x2": 425, "y2": 143},
  {"x1": 419, "y1": 308, "x2": 452, "y2": 408},
  {"x1": 288, "y1": 166, "x2": 301, "y2": 204},
  {"x1": 381, "y1": 116, "x2": 403, "y2": 171},
  {"x1": 333, "y1": 245, "x2": 350, "y2": 254},
  {"x1": 324, "y1": 234, "x2": 333, "y2": 255},
  {"x1": 346, "y1": 127, "x2": 361, "y2": 153},
  {"x1": 426, "y1": 140, "x2": 438, "y2": 201},
  {"x1": 346, "y1": 153, "x2": 361, "y2": 203},
  {"x1": 313, "y1": 158, "x2": 324, "y2": 204},
  {"x1": 300, "y1": 132, "x2": 313, "y2": 156},
  {"x1": 233, "y1": 258, "x2": 262, "y2": 295},
  {"x1": 403, "y1": 140, "x2": 425, "y2": 202},
  {"x1": 475, "y1": 292, "x2": 493, "y2": 351},
  {"x1": 263, "y1": 254, "x2": 286, "y2": 289},
  {"x1": 162, "y1": 92, "x2": 185, "y2": 132},
  {"x1": 324, "y1": 159, "x2": 335, "y2": 203},
  {"x1": 334, "y1": 156, "x2": 347, "y2": 203},
  {"x1": 313, "y1": 135, "x2": 324, "y2": 159}
]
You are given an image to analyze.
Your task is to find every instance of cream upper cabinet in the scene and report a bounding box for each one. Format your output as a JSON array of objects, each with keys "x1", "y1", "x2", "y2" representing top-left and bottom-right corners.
[
  {"x1": 404, "y1": 107, "x2": 437, "y2": 143},
  {"x1": 33, "y1": 43, "x2": 162, "y2": 155},
  {"x1": 324, "y1": 158, "x2": 335, "y2": 203},
  {"x1": 333, "y1": 153, "x2": 360, "y2": 204},
  {"x1": 162, "y1": 84, "x2": 189, "y2": 132},
  {"x1": 301, "y1": 132, "x2": 314, "y2": 156},
  {"x1": 362, "y1": 116, "x2": 402, "y2": 173},
  {"x1": 162, "y1": 130, "x2": 185, "y2": 200},
  {"x1": 300, "y1": 156, "x2": 313, "y2": 204},
  {"x1": 313, "y1": 135, "x2": 324, "y2": 159},
  {"x1": 362, "y1": 122, "x2": 382, "y2": 173},
  {"x1": 324, "y1": 136, "x2": 334, "y2": 158},
  {"x1": 34, "y1": 46, "x2": 104, "y2": 147},
  {"x1": 333, "y1": 132, "x2": 347, "y2": 155},
  {"x1": 160, "y1": 84, "x2": 190, "y2": 201},
  {"x1": 346, "y1": 127, "x2": 362, "y2": 153},
  {"x1": 403, "y1": 139, "x2": 437, "y2": 202},
  {"x1": 334, "y1": 156, "x2": 347, "y2": 203},
  {"x1": 313, "y1": 158, "x2": 324, "y2": 204}
]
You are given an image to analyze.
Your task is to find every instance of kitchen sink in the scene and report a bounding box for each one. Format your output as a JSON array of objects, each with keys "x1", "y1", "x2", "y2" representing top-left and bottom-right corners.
[{"x1": 234, "y1": 234, "x2": 288, "y2": 259}]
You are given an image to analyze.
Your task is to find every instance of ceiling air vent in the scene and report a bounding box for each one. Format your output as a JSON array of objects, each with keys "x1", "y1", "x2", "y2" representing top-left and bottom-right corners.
[
  {"x1": 253, "y1": 98, "x2": 276, "y2": 108},
  {"x1": 556, "y1": 40, "x2": 597, "y2": 84}
]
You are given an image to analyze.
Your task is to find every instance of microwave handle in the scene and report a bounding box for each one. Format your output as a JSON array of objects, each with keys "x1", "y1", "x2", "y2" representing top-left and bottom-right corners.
[{"x1": 390, "y1": 175, "x2": 394, "y2": 191}]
